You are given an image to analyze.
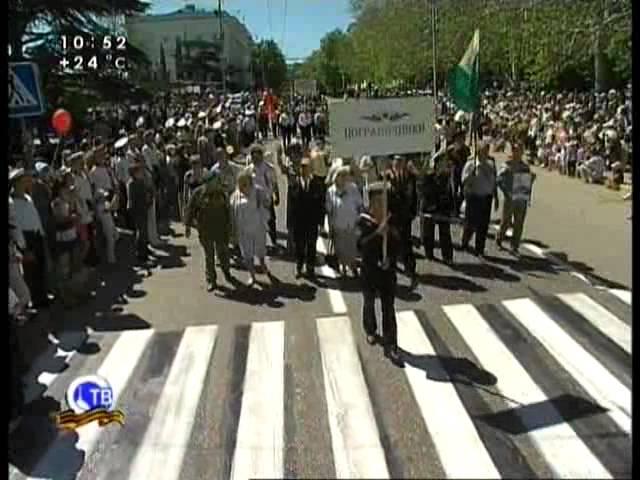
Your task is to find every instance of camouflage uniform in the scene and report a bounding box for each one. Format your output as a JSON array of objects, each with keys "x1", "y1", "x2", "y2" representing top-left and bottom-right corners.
[{"x1": 185, "y1": 174, "x2": 231, "y2": 284}]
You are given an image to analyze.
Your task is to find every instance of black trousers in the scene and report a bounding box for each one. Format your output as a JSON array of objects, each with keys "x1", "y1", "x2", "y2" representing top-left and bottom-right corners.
[
  {"x1": 314, "y1": 177, "x2": 327, "y2": 229},
  {"x1": 462, "y1": 194, "x2": 493, "y2": 255},
  {"x1": 132, "y1": 213, "x2": 149, "y2": 259},
  {"x1": 396, "y1": 219, "x2": 416, "y2": 276},
  {"x1": 453, "y1": 169, "x2": 464, "y2": 214},
  {"x1": 269, "y1": 203, "x2": 278, "y2": 245},
  {"x1": 281, "y1": 126, "x2": 292, "y2": 150},
  {"x1": 362, "y1": 268, "x2": 397, "y2": 347},
  {"x1": 22, "y1": 231, "x2": 48, "y2": 305},
  {"x1": 422, "y1": 217, "x2": 453, "y2": 261},
  {"x1": 301, "y1": 126, "x2": 312, "y2": 146},
  {"x1": 294, "y1": 223, "x2": 318, "y2": 271}
]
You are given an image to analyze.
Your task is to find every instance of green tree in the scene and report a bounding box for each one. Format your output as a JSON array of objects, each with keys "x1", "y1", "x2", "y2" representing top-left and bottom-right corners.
[
  {"x1": 159, "y1": 42, "x2": 168, "y2": 81},
  {"x1": 302, "y1": 0, "x2": 631, "y2": 92},
  {"x1": 252, "y1": 39, "x2": 288, "y2": 92}
]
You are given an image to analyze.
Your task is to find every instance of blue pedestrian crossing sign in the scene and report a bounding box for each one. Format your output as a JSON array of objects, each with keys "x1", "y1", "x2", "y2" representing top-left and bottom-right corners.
[{"x1": 9, "y1": 62, "x2": 45, "y2": 118}]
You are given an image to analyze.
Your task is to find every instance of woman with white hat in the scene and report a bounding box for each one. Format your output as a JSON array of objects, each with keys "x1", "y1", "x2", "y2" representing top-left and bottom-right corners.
[
  {"x1": 326, "y1": 166, "x2": 364, "y2": 277},
  {"x1": 230, "y1": 168, "x2": 270, "y2": 287}
]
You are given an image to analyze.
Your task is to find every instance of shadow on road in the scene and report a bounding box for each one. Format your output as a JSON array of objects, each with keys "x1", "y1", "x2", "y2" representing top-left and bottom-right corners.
[
  {"x1": 402, "y1": 351, "x2": 498, "y2": 387},
  {"x1": 523, "y1": 238, "x2": 629, "y2": 289},
  {"x1": 9, "y1": 396, "x2": 85, "y2": 479},
  {"x1": 475, "y1": 393, "x2": 608, "y2": 435},
  {"x1": 417, "y1": 272, "x2": 487, "y2": 292}
]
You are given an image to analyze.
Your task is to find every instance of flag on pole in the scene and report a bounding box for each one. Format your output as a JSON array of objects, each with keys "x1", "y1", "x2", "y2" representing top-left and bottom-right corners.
[{"x1": 448, "y1": 29, "x2": 480, "y2": 113}]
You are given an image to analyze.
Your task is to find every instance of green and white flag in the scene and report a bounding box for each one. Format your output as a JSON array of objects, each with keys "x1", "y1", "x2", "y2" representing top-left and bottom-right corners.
[{"x1": 448, "y1": 29, "x2": 480, "y2": 113}]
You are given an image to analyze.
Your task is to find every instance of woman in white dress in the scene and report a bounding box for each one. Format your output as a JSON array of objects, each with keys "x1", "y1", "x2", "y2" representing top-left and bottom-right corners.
[
  {"x1": 326, "y1": 166, "x2": 364, "y2": 277},
  {"x1": 230, "y1": 169, "x2": 269, "y2": 286}
]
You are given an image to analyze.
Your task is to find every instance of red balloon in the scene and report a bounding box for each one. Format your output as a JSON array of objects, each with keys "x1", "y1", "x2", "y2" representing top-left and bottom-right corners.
[{"x1": 52, "y1": 109, "x2": 73, "y2": 136}]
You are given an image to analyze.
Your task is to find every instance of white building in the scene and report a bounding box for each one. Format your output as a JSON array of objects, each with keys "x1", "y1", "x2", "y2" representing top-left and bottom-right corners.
[{"x1": 125, "y1": 4, "x2": 254, "y2": 90}]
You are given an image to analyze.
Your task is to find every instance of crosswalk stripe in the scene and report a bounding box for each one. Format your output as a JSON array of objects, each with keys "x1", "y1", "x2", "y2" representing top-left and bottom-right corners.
[
  {"x1": 502, "y1": 298, "x2": 631, "y2": 434},
  {"x1": 316, "y1": 237, "x2": 347, "y2": 314},
  {"x1": 127, "y1": 326, "x2": 218, "y2": 480},
  {"x1": 444, "y1": 304, "x2": 611, "y2": 479},
  {"x1": 230, "y1": 322, "x2": 285, "y2": 480},
  {"x1": 397, "y1": 311, "x2": 500, "y2": 479},
  {"x1": 25, "y1": 329, "x2": 154, "y2": 480},
  {"x1": 557, "y1": 293, "x2": 631, "y2": 354},
  {"x1": 316, "y1": 316, "x2": 390, "y2": 478},
  {"x1": 608, "y1": 289, "x2": 631, "y2": 306}
]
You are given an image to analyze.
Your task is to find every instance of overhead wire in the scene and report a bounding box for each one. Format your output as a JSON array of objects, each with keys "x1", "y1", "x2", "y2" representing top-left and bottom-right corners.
[{"x1": 281, "y1": 0, "x2": 288, "y2": 51}]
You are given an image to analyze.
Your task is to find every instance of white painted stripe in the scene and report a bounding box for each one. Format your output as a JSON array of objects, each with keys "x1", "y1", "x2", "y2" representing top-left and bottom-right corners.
[
  {"x1": 316, "y1": 316, "x2": 389, "y2": 478},
  {"x1": 316, "y1": 237, "x2": 347, "y2": 314},
  {"x1": 557, "y1": 293, "x2": 631, "y2": 354},
  {"x1": 127, "y1": 326, "x2": 218, "y2": 480},
  {"x1": 230, "y1": 322, "x2": 285, "y2": 480},
  {"x1": 444, "y1": 305, "x2": 611, "y2": 479},
  {"x1": 26, "y1": 329, "x2": 154, "y2": 480},
  {"x1": 503, "y1": 298, "x2": 631, "y2": 434},
  {"x1": 397, "y1": 311, "x2": 499, "y2": 478},
  {"x1": 609, "y1": 289, "x2": 632, "y2": 306}
]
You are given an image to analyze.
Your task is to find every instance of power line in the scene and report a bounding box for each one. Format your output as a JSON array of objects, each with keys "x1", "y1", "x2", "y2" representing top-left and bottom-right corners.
[
  {"x1": 266, "y1": 0, "x2": 273, "y2": 39},
  {"x1": 281, "y1": 0, "x2": 288, "y2": 52}
]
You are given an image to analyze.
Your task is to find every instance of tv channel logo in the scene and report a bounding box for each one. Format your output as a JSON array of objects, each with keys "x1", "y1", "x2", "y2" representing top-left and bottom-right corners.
[{"x1": 52, "y1": 375, "x2": 125, "y2": 431}]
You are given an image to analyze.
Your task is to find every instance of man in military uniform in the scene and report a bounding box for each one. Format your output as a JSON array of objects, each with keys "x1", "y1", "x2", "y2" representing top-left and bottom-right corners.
[
  {"x1": 185, "y1": 170, "x2": 232, "y2": 291},
  {"x1": 357, "y1": 182, "x2": 403, "y2": 367}
]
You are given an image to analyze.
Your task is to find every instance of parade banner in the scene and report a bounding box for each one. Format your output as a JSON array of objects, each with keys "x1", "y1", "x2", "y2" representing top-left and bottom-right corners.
[
  {"x1": 329, "y1": 97, "x2": 435, "y2": 157},
  {"x1": 294, "y1": 79, "x2": 317, "y2": 96}
]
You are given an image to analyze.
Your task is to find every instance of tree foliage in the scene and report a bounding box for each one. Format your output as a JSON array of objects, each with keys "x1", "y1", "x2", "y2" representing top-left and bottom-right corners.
[
  {"x1": 252, "y1": 39, "x2": 288, "y2": 92},
  {"x1": 9, "y1": 0, "x2": 152, "y2": 132},
  {"x1": 303, "y1": 0, "x2": 631, "y2": 92}
]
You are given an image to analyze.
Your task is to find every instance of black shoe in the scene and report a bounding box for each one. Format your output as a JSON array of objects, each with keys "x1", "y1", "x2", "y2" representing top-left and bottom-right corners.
[
  {"x1": 207, "y1": 281, "x2": 216, "y2": 292},
  {"x1": 425, "y1": 252, "x2": 435, "y2": 261},
  {"x1": 295, "y1": 267, "x2": 303, "y2": 279},
  {"x1": 443, "y1": 257, "x2": 454, "y2": 266},
  {"x1": 306, "y1": 267, "x2": 316, "y2": 278},
  {"x1": 409, "y1": 276, "x2": 419, "y2": 291},
  {"x1": 496, "y1": 239, "x2": 504, "y2": 249},
  {"x1": 384, "y1": 345, "x2": 404, "y2": 368}
]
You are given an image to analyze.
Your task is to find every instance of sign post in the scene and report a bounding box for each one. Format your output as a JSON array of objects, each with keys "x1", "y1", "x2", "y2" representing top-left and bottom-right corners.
[{"x1": 9, "y1": 62, "x2": 46, "y2": 169}]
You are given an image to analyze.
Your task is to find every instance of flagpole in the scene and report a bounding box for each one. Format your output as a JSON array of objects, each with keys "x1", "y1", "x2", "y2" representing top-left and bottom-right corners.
[{"x1": 431, "y1": 0, "x2": 437, "y2": 101}]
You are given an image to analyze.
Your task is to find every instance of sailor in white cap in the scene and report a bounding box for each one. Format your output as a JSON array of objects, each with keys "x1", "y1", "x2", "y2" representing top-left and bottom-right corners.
[
  {"x1": 10, "y1": 167, "x2": 50, "y2": 308},
  {"x1": 113, "y1": 136, "x2": 131, "y2": 226}
]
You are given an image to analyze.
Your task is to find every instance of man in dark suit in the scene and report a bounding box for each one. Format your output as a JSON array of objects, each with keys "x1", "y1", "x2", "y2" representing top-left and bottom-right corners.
[
  {"x1": 126, "y1": 161, "x2": 152, "y2": 262},
  {"x1": 419, "y1": 153, "x2": 456, "y2": 264},
  {"x1": 386, "y1": 155, "x2": 418, "y2": 289},
  {"x1": 289, "y1": 157, "x2": 323, "y2": 278}
]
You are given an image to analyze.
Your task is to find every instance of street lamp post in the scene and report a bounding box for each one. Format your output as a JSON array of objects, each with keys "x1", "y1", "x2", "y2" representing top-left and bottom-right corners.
[{"x1": 218, "y1": 0, "x2": 227, "y2": 93}]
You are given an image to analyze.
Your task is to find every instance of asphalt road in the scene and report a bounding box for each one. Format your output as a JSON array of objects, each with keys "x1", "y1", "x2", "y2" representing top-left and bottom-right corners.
[
  {"x1": 9, "y1": 140, "x2": 632, "y2": 479},
  {"x1": 495, "y1": 150, "x2": 632, "y2": 290}
]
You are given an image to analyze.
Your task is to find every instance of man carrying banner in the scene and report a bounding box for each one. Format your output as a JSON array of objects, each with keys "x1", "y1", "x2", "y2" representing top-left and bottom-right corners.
[{"x1": 357, "y1": 182, "x2": 403, "y2": 368}]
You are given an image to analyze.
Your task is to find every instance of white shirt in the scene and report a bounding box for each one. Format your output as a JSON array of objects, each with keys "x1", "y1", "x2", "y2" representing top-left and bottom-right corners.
[
  {"x1": 89, "y1": 166, "x2": 114, "y2": 193},
  {"x1": 114, "y1": 155, "x2": 130, "y2": 184},
  {"x1": 298, "y1": 112, "x2": 312, "y2": 127},
  {"x1": 10, "y1": 194, "x2": 44, "y2": 236}
]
